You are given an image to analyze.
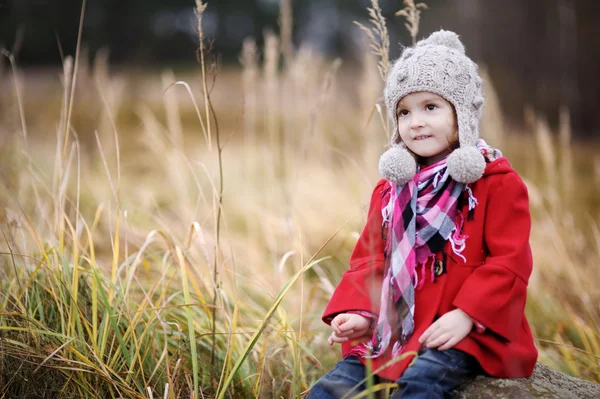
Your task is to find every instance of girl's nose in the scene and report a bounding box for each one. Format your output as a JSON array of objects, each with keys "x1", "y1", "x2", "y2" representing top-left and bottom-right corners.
[{"x1": 410, "y1": 114, "x2": 426, "y2": 129}]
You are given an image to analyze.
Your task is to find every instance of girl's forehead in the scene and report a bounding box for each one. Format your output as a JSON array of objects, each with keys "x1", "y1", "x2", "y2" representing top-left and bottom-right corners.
[{"x1": 399, "y1": 92, "x2": 447, "y2": 104}]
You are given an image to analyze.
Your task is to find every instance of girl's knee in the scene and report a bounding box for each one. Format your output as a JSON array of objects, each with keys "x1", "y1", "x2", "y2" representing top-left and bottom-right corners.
[
  {"x1": 399, "y1": 348, "x2": 477, "y2": 383},
  {"x1": 308, "y1": 357, "x2": 367, "y2": 398}
]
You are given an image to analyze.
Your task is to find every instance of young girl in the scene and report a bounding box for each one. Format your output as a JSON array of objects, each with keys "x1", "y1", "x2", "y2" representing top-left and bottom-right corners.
[{"x1": 308, "y1": 30, "x2": 538, "y2": 398}]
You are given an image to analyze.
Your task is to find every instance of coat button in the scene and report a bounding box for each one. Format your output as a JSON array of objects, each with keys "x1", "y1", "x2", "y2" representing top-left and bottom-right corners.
[{"x1": 434, "y1": 259, "x2": 446, "y2": 276}]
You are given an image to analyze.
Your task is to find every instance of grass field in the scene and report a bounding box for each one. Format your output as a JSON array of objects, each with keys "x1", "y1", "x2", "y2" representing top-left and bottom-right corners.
[{"x1": 1, "y1": 1, "x2": 599, "y2": 398}]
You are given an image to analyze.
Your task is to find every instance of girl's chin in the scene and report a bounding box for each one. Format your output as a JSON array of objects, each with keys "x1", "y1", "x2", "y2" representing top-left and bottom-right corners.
[
  {"x1": 412, "y1": 150, "x2": 452, "y2": 165},
  {"x1": 410, "y1": 149, "x2": 448, "y2": 158}
]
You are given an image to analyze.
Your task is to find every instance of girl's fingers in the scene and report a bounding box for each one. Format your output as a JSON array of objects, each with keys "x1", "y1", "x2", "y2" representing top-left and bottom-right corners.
[
  {"x1": 438, "y1": 337, "x2": 458, "y2": 351},
  {"x1": 328, "y1": 333, "x2": 349, "y2": 344},
  {"x1": 336, "y1": 329, "x2": 355, "y2": 337},
  {"x1": 425, "y1": 332, "x2": 451, "y2": 348},
  {"x1": 331, "y1": 319, "x2": 343, "y2": 335},
  {"x1": 338, "y1": 317, "x2": 359, "y2": 333},
  {"x1": 328, "y1": 334, "x2": 342, "y2": 346},
  {"x1": 332, "y1": 315, "x2": 371, "y2": 341},
  {"x1": 331, "y1": 314, "x2": 351, "y2": 334},
  {"x1": 331, "y1": 322, "x2": 342, "y2": 335},
  {"x1": 421, "y1": 329, "x2": 439, "y2": 346},
  {"x1": 419, "y1": 323, "x2": 440, "y2": 344}
]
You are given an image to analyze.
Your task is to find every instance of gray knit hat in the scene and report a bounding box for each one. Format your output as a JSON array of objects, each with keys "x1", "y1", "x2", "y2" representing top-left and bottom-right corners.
[{"x1": 379, "y1": 30, "x2": 486, "y2": 185}]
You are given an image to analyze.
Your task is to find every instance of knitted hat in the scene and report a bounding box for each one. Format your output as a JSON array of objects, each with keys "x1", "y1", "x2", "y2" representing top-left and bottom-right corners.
[{"x1": 379, "y1": 30, "x2": 486, "y2": 185}]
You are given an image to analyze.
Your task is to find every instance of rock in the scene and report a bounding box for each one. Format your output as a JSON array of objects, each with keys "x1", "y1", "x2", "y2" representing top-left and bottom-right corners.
[{"x1": 455, "y1": 363, "x2": 600, "y2": 399}]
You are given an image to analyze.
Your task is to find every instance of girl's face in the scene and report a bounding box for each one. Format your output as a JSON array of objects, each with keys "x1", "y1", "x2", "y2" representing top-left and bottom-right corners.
[{"x1": 396, "y1": 92, "x2": 458, "y2": 166}]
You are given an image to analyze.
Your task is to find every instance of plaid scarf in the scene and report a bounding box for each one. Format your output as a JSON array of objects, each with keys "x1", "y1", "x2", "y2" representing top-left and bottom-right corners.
[{"x1": 350, "y1": 158, "x2": 465, "y2": 359}]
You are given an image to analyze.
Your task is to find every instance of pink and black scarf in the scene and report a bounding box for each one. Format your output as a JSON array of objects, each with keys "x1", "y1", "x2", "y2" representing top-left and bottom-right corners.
[{"x1": 350, "y1": 158, "x2": 465, "y2": 358}]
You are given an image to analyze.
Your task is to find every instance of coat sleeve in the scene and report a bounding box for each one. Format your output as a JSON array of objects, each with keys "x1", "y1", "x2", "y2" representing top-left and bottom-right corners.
[
  {"x1": 322, "y1": 179, "x2": 388, "y2": 324},
  {"x1": 452, "y1": 172, "x2": 533, "y2": 342}
]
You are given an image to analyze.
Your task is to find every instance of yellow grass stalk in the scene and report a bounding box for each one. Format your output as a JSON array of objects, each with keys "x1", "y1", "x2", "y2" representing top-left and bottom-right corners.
[
  {"x1": 395, "y1": 0, "x2": 428, "y2": 45},
  {"x1": 62, "y1": 215, "x2": 80, "y2": 338},
  {"x1": 573, "y1": 319, "x2": 595, "y2": 359},
  {"x1": 216, "y1": 246, "x2": 239, "y2": 394},
  {"x1": 359, "y1": 36, "x2": 382, "y2": 129},
  {"x1": 52, "y1": 56, "x2": 73, "y2": 255},
  {"x1": 95, "y1": 61, "x2": 123, "y2": 202},
  {"x1": 81, "y1": 218, "x2": 99, "y2": 352},
  {"x1": 189, "y1": 8, "x2": 227, "y2": 370},
  {"x1": 63, "y1": 0, "x2": 86, "y2": 159},
  {"x1": 240, "y1": 37, "x2": 258, "y2": 179},
  {"x1": 253, "y1": 338, "x2": 268, "y2": 397},
  {"x1": 21, "y1": 213, "x2": 52, "y2": 285},
  {"x1": 110, "y1": 208, "x2": 120, "y2": 289},
  {"x1": 60, "y1": 55, "x2": 73, "y2": 137},
  {"x1": 91, "y1": 126, "x2": 122, "y2": 363},
  {"x1": 296, "y1": 232, "x2": 307, "y2": 395},
  {"x1": 264, "y1": 29, "x2": 281, "y2": 161},
  {"x1": 164, "y1": 81, "x2": 211, "y2": 153},
  {"x1": 354, "y1": 0, "x2": 390, "y2": 82},
  {"x1": 555, "y1": 332, "x2": 579, "y2": 376},
  {"x1": 176, "y1": 246, "x2": 199, "y2": 398},
  {"x1": 195, "y1": 0, "x2": 212, "y2": 151},
  {"x1": 306, "y1": 58, "x2": 342, "y2": 159},
  {"x1": 216, "y1": 298, "x2": 238, "y2": 391},
  {"x1": 162, "y1": 70, "x2": 184, "y2": 150},
  {"x1": 56, "y1": 141, "x2": 77, "y2": 254}
]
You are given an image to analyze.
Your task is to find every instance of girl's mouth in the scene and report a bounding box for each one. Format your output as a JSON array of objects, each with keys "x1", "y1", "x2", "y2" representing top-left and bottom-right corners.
[{"x1": 414, "y1": 135, "x2": 432, "y2": 140}]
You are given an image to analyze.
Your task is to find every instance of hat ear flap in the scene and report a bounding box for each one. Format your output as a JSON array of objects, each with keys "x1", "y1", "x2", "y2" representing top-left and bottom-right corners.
[{"x1": 379, "y1": 144, "x2": 417, "y2": 185}]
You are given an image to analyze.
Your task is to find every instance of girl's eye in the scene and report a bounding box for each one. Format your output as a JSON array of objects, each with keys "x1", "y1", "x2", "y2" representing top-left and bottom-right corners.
[
  {"x1": 426, "y1": 104, "x2": 437, "y2": 111},
  {"x1": 398, "y1": 109, "x2": 409, "y2": 117}
]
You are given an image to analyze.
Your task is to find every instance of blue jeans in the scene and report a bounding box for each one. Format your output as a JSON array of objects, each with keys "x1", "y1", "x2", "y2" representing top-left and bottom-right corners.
[
  {"x1": 308, "y1": 348, "x2": 480, "y2": 399},
  {"x1": 307, "y1": 356, "x2": 376, "y2": 399},
  {"x1": 392, "y1": 348, "x2": 481, "y2": 399}
]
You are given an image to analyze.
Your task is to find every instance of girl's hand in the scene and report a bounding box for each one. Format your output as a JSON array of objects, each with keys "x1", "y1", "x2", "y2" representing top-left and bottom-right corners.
[
  {"x1": 418, "y1": 308, "x2": 474, "y2": 350},
  {"x1": 327, "y1": 313, "x2": 372, "y2": 346}
]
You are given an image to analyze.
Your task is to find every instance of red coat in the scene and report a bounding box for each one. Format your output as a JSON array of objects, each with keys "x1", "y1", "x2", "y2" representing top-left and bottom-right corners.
[{"x1": 323, "y1": 157, "x2": 538, "y2": 381}]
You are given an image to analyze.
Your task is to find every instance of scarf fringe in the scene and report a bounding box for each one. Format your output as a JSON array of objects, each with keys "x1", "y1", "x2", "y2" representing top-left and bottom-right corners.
[
  {"x1": 466, "y1": 186, "x2": 478, "y2": 211},
  {"x1": 449, "y1": 213, "x2": 468, "y2": 262}
]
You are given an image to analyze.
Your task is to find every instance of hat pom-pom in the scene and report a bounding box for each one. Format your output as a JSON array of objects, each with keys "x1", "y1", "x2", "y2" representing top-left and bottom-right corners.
[
  {"x1": 447, "y1": 146, "x2": 485, "y2": 183},
  {"x1": 379, "y1": 145, "x2": 417, "y2": 185},
  {"x1": 421, "y1": 30, "x2": 465, "y2": 54}
]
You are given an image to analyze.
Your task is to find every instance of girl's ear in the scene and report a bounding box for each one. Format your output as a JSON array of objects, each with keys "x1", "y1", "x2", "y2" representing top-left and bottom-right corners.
[
  {"x1": 447, "y1": 128, "x2": 460, "y2": 150},
  {"x1": 448, "y1": 105, "x2": 460, "y2": 149}
]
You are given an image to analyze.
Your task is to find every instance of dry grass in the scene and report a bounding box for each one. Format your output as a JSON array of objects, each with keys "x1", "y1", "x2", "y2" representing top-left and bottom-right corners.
[
  {"x1": 395, "y1": 0, "x2": 429, "y2": 45},
  {"x1": 1, "y1": 1, "x2": 599, "y2": 398},
  {"x1": 354, "y1": 0, "x2": 390, "y2": 82}
]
